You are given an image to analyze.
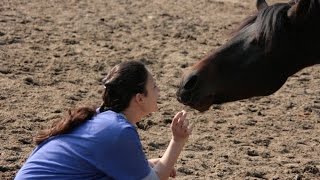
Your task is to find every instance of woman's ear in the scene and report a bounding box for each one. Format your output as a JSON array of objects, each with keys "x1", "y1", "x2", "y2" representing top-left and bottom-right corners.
[{"x1": 134, "y1": 93, "x2": 145, "y2": 105}]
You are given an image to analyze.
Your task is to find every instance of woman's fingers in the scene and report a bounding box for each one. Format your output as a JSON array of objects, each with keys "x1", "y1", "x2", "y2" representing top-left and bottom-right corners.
[
  {"x1": 177, "y1": 110, "x2": 187, "y2": 127},
  {"x1": 172, "y1": 110, "x2": 194, "y2": 142},
  {"x1": 187, "y1": 122, "x2": 194, "y2": 135},
  {"x1": 172, "y1": 111, "x2": 183, "y2": 126},
  {"x1": 182, "y1": 114, "x2": 189, "y2": 128},
  {"x1": 174, "y1": 111, "x2": 191, "y2": 133}
]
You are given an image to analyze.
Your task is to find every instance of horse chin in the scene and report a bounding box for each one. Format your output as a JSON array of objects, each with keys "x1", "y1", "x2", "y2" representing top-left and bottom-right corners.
[
  {"x1": 188, "y1": 94, "x2": 217, "y2": 112},
  {"x1": 191, "y1": 104, "x2": 211, "y2": 112},
  {"x1": 177, "y1": 92, "x2": 225, "y2": 112}
]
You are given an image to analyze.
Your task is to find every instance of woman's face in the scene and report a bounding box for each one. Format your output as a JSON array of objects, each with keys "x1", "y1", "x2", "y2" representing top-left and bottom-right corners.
[{"x1": 142, "y1": 71, "x2": 160, "y2": 114}]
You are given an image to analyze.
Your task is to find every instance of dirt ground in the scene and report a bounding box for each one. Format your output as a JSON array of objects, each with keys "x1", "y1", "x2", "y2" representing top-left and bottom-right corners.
[{"x1": 1, "y1": 0, "x2": 320, "y2": 179}]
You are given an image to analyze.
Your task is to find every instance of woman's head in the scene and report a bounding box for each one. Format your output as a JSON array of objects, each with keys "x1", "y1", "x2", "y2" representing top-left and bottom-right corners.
[
  {"x1": 35, "y1": 61, "x2": 159, "y2": 145},
  {"x1": 101, "y1": 61, "x2": 159, "y2": 113}
]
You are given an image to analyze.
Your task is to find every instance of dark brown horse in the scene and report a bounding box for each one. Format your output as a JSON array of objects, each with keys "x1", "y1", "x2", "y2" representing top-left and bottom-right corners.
[{"x1": 177, "y1": 0, "x2": 320, "y2": 112}]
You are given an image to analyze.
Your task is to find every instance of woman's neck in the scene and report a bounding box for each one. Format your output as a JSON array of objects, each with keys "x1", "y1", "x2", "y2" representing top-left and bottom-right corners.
[{"x1": 122, "y1": 107, "x2": 144, "y2": 124}]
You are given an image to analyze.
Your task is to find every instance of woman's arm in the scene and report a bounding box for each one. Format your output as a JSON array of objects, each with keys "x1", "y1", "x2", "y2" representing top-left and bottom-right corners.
[
  {"x1": 152, "y1": 110, "x2": 192, "y2": 180},
  {"x1": 148, "y1": 158, "x2": 176, "y2": 178},
  {"x1": 148, "y1": 158, "x2": 160, "y2": 167}
]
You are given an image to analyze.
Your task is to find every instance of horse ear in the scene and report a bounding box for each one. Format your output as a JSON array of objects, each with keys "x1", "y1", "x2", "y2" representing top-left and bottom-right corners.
[
  {"x1": 256, "y1": 0, "x2": 268, "y2": 10},
  {"x1": 287, "y1": 0, "x2": 311, "y2": 21}
]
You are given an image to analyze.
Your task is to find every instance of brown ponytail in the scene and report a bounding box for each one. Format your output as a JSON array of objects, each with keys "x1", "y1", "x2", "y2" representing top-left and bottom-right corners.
[{"x1": 34, "y1": 106, "x2": 96, "y2": 145}]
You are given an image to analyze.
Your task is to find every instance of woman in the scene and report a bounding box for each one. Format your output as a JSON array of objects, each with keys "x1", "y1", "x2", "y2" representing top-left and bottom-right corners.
[{"x1": 15, "y1": 61, "x2": 193, "y2": 180}]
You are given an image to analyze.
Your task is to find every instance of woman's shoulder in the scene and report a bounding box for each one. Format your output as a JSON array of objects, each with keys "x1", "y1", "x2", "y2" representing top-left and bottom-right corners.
[
  {"x1": 95, "y1": 110, "x2": 132, "y2": 125},
  {"x1": 91, "y1": 110, "x2": 136, "y2": 135}
]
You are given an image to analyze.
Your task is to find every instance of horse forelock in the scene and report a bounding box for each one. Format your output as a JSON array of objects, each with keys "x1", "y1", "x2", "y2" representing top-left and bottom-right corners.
[{"x1": 255, "y1": 4, "x2": 291, "y2": 53}]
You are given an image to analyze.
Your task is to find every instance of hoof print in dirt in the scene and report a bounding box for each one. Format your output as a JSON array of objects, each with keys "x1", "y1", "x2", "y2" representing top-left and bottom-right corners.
[
  {"x1": 0, "y1": 166, "x2": 12, "y2": 172},
  {"x1": 243, "y1": 119, "x2": 257, "y2": 126},
  {"x1": 214, "y1": 119, "x2": 226, "y2": 124},
  {"x1": 147, "y1": 142, "x2": 166, "y2": 151},
  {"x1": 0, "y1": 67, "x2": 11, "y2": 74},
  {"x1": 18, "y1": 138, "x2": 32, "y2": 145},
  {"x1": 23, "y1": 77, "x2": 39, "y2": 86},
  {"x1": 294, "y1": 174, "x2": 303, "y2": 180},
  {"x1": 163, "y1": 118, "x2": 172, "y2": 125},
  {"x1": 303, "y1": 165, "x2": 319, "y2": 175},
  {"x1": 136, "y1": 120, "x2": 156, "y2": 130},
  {"x1": 247, "y1": 149, "x2": 259, "y2": 157},
  {"x1": 246, "y1": 170, "x2": 266, "y2": 179},
  {"x1": 177, "y1": 167, "x2": 193, "y2": 175},
  {"x1": 62, "y1": 39, "x2": 79, "y2": 45},
  {"x1": 253, "y1": 139, "x2": 271, "y2": 147}
]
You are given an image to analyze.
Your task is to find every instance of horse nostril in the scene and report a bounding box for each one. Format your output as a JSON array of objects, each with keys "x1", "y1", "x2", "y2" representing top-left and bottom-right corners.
[
  {"x1": 183, "y1": 74, "x2": 198, "y2": 90},
  {"x1": 179, "y1": 91, "x2": 192, "y2": 103}
]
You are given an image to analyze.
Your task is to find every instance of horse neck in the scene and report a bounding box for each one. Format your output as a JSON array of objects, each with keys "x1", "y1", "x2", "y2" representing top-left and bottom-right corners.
[
  {"x1": 296, "y1": 1, "x2": 320, "y2": 63},
  {"x1": 286, "y1": 21, "x2": 320, "y2": 72},
  {"x1": 281, "y1": 53, "x2": 320, "y2": 78},
  {"x1": 296, "y1": 32, "x2": 320, "y2": 66},
  {"x1": 271, "y1": 41, "x2": 319, "y2": 78}
]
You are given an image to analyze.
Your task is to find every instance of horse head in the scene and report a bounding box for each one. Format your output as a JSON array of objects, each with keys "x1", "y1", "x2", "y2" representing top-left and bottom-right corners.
[{"x1": 177, "y1": 0, "x2": 320, "y2": 112}]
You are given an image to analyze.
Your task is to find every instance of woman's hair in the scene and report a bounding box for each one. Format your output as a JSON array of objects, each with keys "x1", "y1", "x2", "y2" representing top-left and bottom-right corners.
[
  {"x1": 100, "y1": 60, "x2": 148, "y2": 113},
  {"x1": 34, "y1": 61, "x2": 148, "y2": 145}
]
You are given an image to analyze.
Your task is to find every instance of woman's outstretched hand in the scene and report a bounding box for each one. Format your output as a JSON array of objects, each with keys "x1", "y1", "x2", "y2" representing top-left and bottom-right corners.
[
  {"x1": 152, "y1": 110, "x2": 193, "y2": 180},
  {"x1": 171, "y1": 110, "x2": 193, "y2": 143}
]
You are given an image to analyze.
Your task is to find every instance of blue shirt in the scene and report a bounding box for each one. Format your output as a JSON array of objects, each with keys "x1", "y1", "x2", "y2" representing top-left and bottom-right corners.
[{"x1": 15, "y1": 110, "x2": 151, "y2": 180}]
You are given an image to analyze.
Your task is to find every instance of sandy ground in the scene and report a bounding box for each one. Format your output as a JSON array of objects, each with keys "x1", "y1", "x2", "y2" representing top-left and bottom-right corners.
[{"x1": 1, "y1": 0, "x2": 320, "y2": 179}]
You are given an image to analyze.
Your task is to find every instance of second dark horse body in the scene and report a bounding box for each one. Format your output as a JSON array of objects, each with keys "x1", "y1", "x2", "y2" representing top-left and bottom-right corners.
[{"x1": 177, "y1": 0, "x2": 320, "y2": 112}]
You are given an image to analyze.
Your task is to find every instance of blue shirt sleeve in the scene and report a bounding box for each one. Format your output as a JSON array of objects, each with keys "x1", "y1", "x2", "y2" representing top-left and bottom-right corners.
[{"x1": 95, "y1": 126, "x2": 151, "y2": 179}]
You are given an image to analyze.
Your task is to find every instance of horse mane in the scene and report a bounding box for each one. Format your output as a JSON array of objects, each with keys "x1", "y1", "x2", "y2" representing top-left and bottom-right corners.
[
  {"x1": 302, "y1": 0, "x2": 320, "y2": 25},
  {"x1": 255, "y1": 4, "x2": 291, "y2": 52},
  {"x1": 228, "y1": 0, "x2": 319, "y2": 58},
  {"x1": 231, "y1": 14, "x2": 257, "y2": 37},
  {"x1": 250, "y1": 0, "x2": 319, "y2": 53},
  {"x1": 233, "y1": 3, "x2": 292, "y2": 53}
]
